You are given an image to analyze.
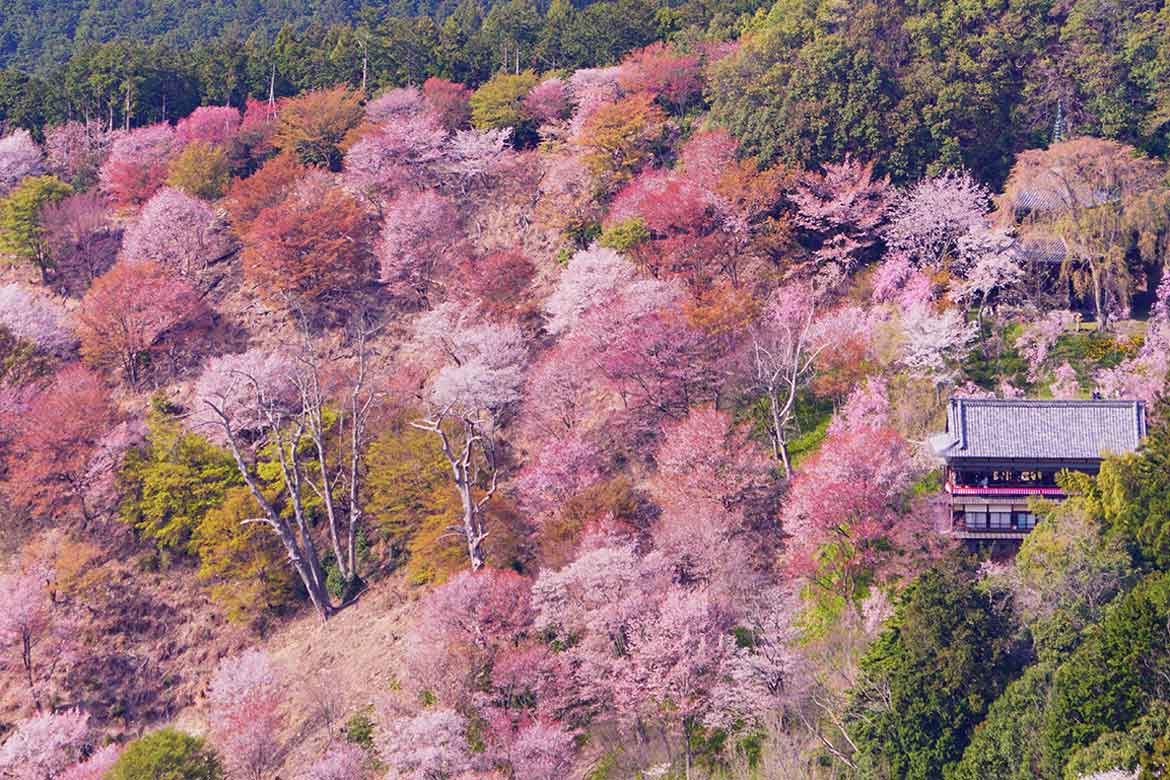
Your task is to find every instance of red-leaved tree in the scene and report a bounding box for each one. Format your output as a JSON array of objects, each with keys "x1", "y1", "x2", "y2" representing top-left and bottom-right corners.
[
  {"x1": 423, "y1": 77, "x2": 473, "y2": 131},
  {"x1": 242, "y1": 179, "x2": 374, "y2": 318},
  {"x1": 781, "y1": 424, "x2": 919, "y2": 601},
  {"x1": 3, "y1": 364, "x2": 123, "y2": 524},
  {"x1": 76, "y1": 260, "x2": 206, "y2": 387}
]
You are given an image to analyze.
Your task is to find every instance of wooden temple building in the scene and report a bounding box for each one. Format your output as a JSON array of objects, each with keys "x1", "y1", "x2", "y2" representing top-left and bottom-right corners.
[{"x1": 930, "y1": 398, "x2": 1147, "y2": 542}]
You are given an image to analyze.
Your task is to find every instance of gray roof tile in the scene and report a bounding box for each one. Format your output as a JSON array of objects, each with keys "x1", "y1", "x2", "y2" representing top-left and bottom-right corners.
[{"x1": 932, "y1": 397, "x2": 1146, "y2": 460}]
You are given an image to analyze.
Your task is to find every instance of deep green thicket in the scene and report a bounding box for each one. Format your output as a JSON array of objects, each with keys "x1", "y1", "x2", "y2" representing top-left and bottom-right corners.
[
  {"x1": 847, "y1": 555, "x2": 1025, "y2": 780},
  {"x1": 4, "y1": 0, "x2": 1169, "y2": 190},
  {"x1": 708, "y1": 0, "x2": 1170, "y2": 183},
  {"x1": 849, "y1": 387, "x2": 1170, "y2": 780}
]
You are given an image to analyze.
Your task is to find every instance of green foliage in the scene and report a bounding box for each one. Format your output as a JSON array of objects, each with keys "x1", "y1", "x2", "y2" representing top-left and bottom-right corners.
[
  {"x1": 960, "y1": 321, "x2": 1029, "y2": 392},
  {"x1": 118, "y1": 406, "x2": 300, "y2": 623},
  {"x1": 950, "y1": 663, "x2": 1053, "y2": 780},
  {"x1": 108, "y1": 728, "x2": 223, "y2": 780},
  {"x1": 785, "y1": 395, "x2": 834, "y2": 467},
  {"x1": 119, "y1": 408, "x2": 242, "y2": 553},
  {"x1": 1051, "y1": 331, "x2": 1137, "y2": 372},
  {"x1": 344, "y1": 707, "x2": 376, "y2": 750},
  {"x1": 0, "y1": 175, "x2": 72, "y2": 280},
  {"x1": 1062, "y1": 704, "x2": 1170, "y2": 780},
  {"x1": 563, "y1": 219, "x2": 601, "y2": 249},
  {"x1": 848, "y1": 554, "x2": 1023, "y2": 780},
  {"x1": 1092, "y1": 401, "x2": 1170, "y2": 571},
  {"x1": 1016, "y1": 498, "x2": 1136, "y2": 663},
  {"x1": 167, "y1": 140, "x2": 231, "y2": 200},
  {"x1": 364, "y1": 420, "x2": 465, "y2": 584},
  {"x1": 194, "y1": 486, "x2": 300, "y2": 624},
  {"x1": 469, "y1": 70, "x2": 538, "y2": 131},
  {"x1": 598, "y1": 216, "x2": 650, "y2": 252},
  {"x1": 1040, "y1": 571, "x2": 1170, "y2": 777},
  {"x1": 0, "y1": 325, "x2": 55, "y2": 386},
  {"x1": 323, "y1": 527, "x2": 368, "y2": 600},
  {"x1": 708, "y1": 0, "x2": 1169, "y2": 184}
]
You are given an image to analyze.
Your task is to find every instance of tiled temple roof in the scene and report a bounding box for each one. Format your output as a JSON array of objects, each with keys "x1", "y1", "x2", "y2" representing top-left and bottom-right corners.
[{"x1": 930, "y1": 397, "x2": 1146, "y2": 460}]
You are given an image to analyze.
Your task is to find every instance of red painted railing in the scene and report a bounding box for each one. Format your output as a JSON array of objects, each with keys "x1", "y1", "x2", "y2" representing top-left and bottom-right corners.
[{"x1": 946, "y1": 485, "x2": 1065, "y2": 497}]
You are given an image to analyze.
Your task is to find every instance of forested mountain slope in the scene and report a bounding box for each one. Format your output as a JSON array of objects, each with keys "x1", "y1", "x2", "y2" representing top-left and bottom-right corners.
[{"x1": 2, "y1": 1, "x2": 1170, "y2": 779}]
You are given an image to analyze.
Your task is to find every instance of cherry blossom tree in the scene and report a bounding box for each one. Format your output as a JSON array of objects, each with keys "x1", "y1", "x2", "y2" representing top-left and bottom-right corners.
[
  {"x1": 121, "y1": 187, "x2": 234, "y2": 285},
  {"x1": 0, "y1": 284, "x2": 77, "y2": 355},
  {"x1": 343, "y1": 111, "x2": 448, "y2": 199},
  {"x1": 376, "y1": 190, "x2": 462, "y2": 306},
  {"x1": 579, "y1": 286, "x2": 715, "y2": 435},
  {"x1": 405, "y1": 568, "x2": 533, "y2": 702},
  {"x1": 607, "y1": 168, "x2": 718, "y2": 234},
  {"x1": 519, "y1": 340, "x2": 597, "y2": 437},
  {"x1": 208, "y1": 649, "x2": 283, "y2": 780},
  {"x1": 1016, "y1": 310, "x2": 1079, "y2": 380},
  {"x1": 678, "y1": 129, "x2": 739, "y2": 192},
  {"x1": 522, "y1": 79, "x2": 571, "y2": 125},
  {"x1": 897, "y1": 304, "x2": 977, "y2": 387},
  {"x1": 0, "y1": 129, "x2": 44, "y2": 196},
  {"x1": 513, "y1": 429, "x2": 603, "y2": 516},
  {"x1": 175, "y1": 105, "x2": 242, "y2": 146},
  {"x1": 59, "y1": 745, "x2": 122, "y2": 780},
  {"x1": 0, "y1": 567, "x2": 51, "y2": 708},
  {"x1": 411, "y1": 304, "x2": 527, "y2": 570},
  {"x1": 377, "y1": 709, "x2": 474, "y2": 780},
  {"x1": 0, "y1": 709, "x2": 89, "y2": 780},
  {"x1": 789, "y1": 156, "x2": 891, "y2": 282},
  {"x1": 619, "y1": 586, "x2": 732, "y2": 780},
  {"x1": 1050, "y1": 362, "x2": 1082, "y2": 399},
  {"x1": 1095, "y1": 320, "x2": 1170, "y2": 402},
  {"x1": 826, "y1": 378, "x2": 891, "y2": 436},
  {"x1": 782, "y1": 425, "x2": 918, "y2": 600},
  {"x1": 652, "y1": 406, "x2": 773, "y2": 526},
  {"x1": 648, "y1": 408, "x2": 774, "y2": 598},
  {"x1": 706, "y1": 588, "x2": 807, "y2": 731},
  {"x1": 365, "y1": 86, "x2": 427, "y2": 124},
  {"x1": 951, "y1": 228, "x2": 1024, "y2": 316},
  {"x1": 542, "y1": 245, "x2": 636, "y2": 335},
  {"x1": 884, "y1": 170, "x2": 990, "y2": 267},
  {"x1": 76, "y1": 260, "x2": 206, "y2": 387},
  {"x1": 41, "y1": 192, "x2": 121, "y2": 296},
  {"x1": 97, "y1": 123, "x2": 178, "y2": 208},
  {"x1": 441, "y1": 128, "x2": 514, "y2": 193},
  {"x1": 44, "y1": 122, "x2": 115, "y2": 189},
  {"x1": 531, "y1": 542, "x2": 649, "y2": 719},
  {"x1": 506, "y1": 721, "x2": 575, "y2": 780},
  {"x1": 306, "y1": 744, "x2": 367, "y2": 780}
]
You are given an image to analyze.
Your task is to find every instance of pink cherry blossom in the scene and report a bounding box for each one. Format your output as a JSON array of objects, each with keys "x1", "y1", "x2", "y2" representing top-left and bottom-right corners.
[{"x1": 0, "y1": 284, "x2": 77, "y2": 354}]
